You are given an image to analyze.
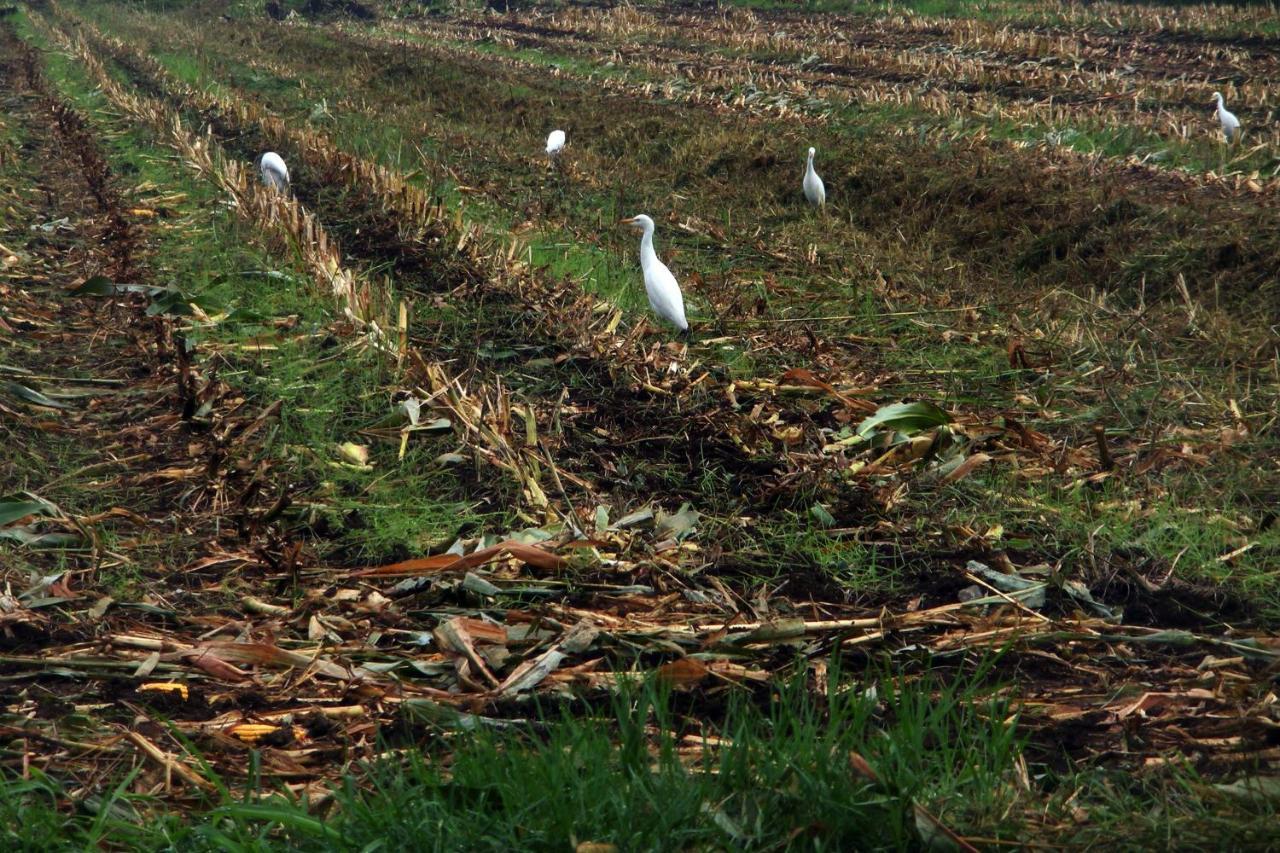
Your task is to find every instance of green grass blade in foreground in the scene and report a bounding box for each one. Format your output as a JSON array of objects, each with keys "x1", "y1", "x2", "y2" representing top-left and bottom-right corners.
[
  {"x1": 324, "y1": 667, "x2": 1025, "y2": 850},
  {"x1": 3, "y1": 664, "x2": 1279, "y2": 849}
]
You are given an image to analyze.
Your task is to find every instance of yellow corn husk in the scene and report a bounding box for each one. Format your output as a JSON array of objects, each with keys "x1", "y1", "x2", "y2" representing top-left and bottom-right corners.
[{"x1": 138, "y1": 682, "x2": 189, "y2": 701}]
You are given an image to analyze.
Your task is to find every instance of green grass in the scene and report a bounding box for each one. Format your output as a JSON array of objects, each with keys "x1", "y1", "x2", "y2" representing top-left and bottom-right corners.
[
  {"x1": 356, "y1": 672, "x2": 1026, "y2": 851},
  {"x1": 5, "y1": 668, "x2": 1277, "y2": 850},
  {"x1": 957, "y1": 468, "x2": 1280, "y2": 608},
  {"x1": 167, "y1": 232, "x2": 494, "y2": 566},
  {"x1": 0, "y1": 668, "x2": 1032, "y2": 850},
  {"x1": 752, "y1": 515, "x2": 900, "y2": 592}
]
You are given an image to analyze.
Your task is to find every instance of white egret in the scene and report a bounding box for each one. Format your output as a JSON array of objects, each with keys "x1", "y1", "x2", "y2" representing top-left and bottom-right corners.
[
  {"x1": 803, "y1": 146, "x2": 825, "y2": 207},
  {"x1": 546, "y1": 129, "x2": 566, "y2": 158},
  {"x1": 254, "y1": 151, "x2": 289, "y2": 191},
  {"x1": 1212, "y1": 92, "x2": 1241, "y2": 143},
  {"x1": 620, "y1": 214, "x2": 689, "y2": 336}
]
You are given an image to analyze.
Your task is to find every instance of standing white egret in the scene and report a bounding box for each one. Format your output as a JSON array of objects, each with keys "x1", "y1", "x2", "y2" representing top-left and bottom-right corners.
[
  {"x1": 620, "y1": 214, "x2": 689, "y2": 336},
  {"x1": 803, "y1": 146, "x2": 825, "y2": 208},
  {"x1": 1212, "y1": 92, "x2": 1241, "y2": 143},
  {"x1": 546, "y1": 129, "x2": 566, "y2": 158},
  {"x1": 254, "y1": 151, "x2": 289, "y2": 191}
]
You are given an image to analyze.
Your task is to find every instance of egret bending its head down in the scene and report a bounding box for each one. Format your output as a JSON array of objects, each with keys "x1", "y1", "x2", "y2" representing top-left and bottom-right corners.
[
  {"x1": 1212, "y1": 92, "x2": 1241, "y2": 143},
  {"x1": 803, "y1": 146, "x2": 825, "y2": 208},
  {"x1": 620, "y1": 214, "x2": 688, "y2": 336},
  {"x1": 254, "y1": 151, "x2": 289, "y2": 191},
  {"x1": 546, "y1": 129, "x2": 566, "y2": 157}
]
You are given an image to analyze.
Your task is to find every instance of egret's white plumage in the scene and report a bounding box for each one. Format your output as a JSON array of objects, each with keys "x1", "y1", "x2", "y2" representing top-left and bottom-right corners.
[
  {"x1": 803, "y1": 146, "x2": 825, "y2": 207},
  {"x1": 546, "y1": 129, "x2": 566, "y2": 157},
  {"x1": 255, "y1": 151, "x2": 289, "y2": 191},
  {"x1": 622, "y1": 214, "x2": 688, "y2": 334},
  {"x1": 1212, "y1": 92, "x2": 1241, "y2": 143}
]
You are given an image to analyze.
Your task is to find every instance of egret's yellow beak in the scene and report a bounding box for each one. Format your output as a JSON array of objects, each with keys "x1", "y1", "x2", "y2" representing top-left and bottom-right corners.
[{"x1": 618, "y1": 217, "x2": 637, "y2": 225}]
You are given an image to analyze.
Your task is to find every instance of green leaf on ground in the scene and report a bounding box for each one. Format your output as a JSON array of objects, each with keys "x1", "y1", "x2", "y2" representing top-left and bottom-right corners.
[
  {"x1": 0, "y1": 499, "x2": 54, "y2": 527},
  {"x1": 856, "y1": 401, "x2": 950, "y2": 439}
]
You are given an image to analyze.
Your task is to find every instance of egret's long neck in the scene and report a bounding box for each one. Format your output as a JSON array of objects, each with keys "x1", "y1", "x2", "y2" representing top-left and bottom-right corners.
[
  {"x1": 806, "y1": 153, "x2": 815, "y2": 175},
  {"x1": 640, "y1": 225, "x2": 658, "y2": 270}
]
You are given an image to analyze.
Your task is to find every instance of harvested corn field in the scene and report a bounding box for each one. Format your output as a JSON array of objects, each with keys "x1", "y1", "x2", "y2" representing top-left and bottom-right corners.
[{"x1": 2, "y1": 0, "x2": 1278, "y2": 848}]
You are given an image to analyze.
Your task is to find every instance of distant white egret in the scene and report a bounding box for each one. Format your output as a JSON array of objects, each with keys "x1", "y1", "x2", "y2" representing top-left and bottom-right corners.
[
  {"x1": 803, "y1": 146, "x2": 825, "y2": 207},
  {"x1": 620, "y1": 214, "x2": 689, "y2": 336},
  {"x1": 1212, "y1": 92, "x2": 1241, "y2": 143},
  {"x1": 254, "y1": 151, "x2": 289, "y2": 191},
  {"x1": 546, "y1": 129, "x2": 566, "y2": 158}
]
